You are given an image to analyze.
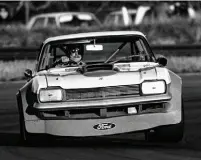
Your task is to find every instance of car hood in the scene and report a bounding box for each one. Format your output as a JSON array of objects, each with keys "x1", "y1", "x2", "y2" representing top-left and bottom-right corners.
[{"x1": 38, "y1": 62, "x2": 171, "y2": 89}]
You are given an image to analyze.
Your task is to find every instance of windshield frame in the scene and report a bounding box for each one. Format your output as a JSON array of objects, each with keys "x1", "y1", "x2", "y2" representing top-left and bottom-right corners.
[{"x1": 37, "y1": 35, "x2": 156, "y2": 72}]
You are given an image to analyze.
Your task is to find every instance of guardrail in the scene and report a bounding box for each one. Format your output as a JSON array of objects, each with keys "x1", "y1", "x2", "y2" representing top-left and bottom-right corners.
[{"x1": 0, "y1": 44, "x2": 201, "y2": 60}]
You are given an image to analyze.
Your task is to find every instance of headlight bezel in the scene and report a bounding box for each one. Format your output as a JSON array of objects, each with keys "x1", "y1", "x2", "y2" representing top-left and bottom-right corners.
[
  {"x1": 140, "y1": 80, "x2": 167, "y2": 96},
  {"x1": 38, "y1": 87, "x2": 65, "y2": 103}
]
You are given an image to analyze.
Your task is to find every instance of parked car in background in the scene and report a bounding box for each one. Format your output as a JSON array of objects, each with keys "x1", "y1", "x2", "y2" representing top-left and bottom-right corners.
[
  {"x1": 104, "y1": 3, "x2": 197, "y2": 27},
  {"x1": 103, "y1": 9, "x2": 137, "y2": 26},
  {"x1": 17, "y1": 31, "x2": 184, "y2": 144},
  {"x1": 103, "y1": 6, "x2": 151, "y2": 26},
  {"x1": 168, "y1": 2, "x2": 196, "y2": 19},
  {"x1": 26, "y1": 12, "x2": 101, "y2": 30}
]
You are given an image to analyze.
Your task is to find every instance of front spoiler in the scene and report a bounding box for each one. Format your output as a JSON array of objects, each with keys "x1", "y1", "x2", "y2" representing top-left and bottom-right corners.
[
  {"x1": 33, "y1": 94, "x2": 171, "y2": 110},
  {"x1": 25, "y1": 110, "x2": 181, "y2": 137}
]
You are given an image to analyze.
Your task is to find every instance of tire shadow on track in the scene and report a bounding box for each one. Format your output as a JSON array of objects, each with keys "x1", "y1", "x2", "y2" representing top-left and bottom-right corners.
[
  {"x1": 0, "y1": 132, "x2": 200, "y2": 153},
  {"x1": 0, "y1": 133, "x2": 20, "y2": 146}
]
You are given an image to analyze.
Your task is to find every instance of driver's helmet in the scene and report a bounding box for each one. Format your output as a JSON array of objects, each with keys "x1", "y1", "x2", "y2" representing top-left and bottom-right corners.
[{"x1": 68, "y1": 45, "x2": 82, "y2": 63}]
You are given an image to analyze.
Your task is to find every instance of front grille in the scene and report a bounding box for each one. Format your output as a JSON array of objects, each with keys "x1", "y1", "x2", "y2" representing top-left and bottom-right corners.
[
  {"x1": 38, "y1": 103, "x2": 166, "y2": 120},
  {"x1": 65, "y1": 85, "x2": 140, "y2": 100}
]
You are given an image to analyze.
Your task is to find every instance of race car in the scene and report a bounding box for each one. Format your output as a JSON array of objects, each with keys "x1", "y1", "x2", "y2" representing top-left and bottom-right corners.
[{"x1": 16, "y1": 31, "x2": 184, "y2": 143}]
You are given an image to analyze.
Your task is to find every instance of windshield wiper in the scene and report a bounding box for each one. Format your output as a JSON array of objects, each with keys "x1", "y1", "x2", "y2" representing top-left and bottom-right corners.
[{"x1": 104, "y1": 42, "x2": 127, "y2": 63}]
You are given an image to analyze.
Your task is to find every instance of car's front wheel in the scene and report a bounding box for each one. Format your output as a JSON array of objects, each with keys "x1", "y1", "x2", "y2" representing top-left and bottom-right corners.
[
  {"x1": 145, "y1": 121, "x2": 184, "y2": 143},
  {"x1": 19, "y1": 112, "x2": 51, "y2": 146},
  {"x1": 145, "y1": 100, "x2": 184, "y2": 143},
  {"x1": 19, "y1": 111, "x2": 36, "y2": 145}
]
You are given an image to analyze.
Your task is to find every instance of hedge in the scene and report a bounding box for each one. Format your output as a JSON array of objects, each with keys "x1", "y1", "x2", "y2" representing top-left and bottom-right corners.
[{"x1": 0, "y1": 18, "x2": 201, "y2": 47}]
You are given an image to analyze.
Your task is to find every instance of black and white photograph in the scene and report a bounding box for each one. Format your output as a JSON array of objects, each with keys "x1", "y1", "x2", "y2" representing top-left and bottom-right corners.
[{"x1": 0, "y1": 0, "x2": 201, "y2": 159}]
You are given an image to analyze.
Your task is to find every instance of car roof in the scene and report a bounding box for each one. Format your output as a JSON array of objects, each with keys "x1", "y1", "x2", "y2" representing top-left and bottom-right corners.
[
  {"x1": 31, "y1": 12, "x2": 96, "y2": 18},
  {"x1": 44, "y1": 31, "x2": 146, "y2": 44},
  {"x1": 109, "y1": 9, "x2": 137, "y2": 15}
]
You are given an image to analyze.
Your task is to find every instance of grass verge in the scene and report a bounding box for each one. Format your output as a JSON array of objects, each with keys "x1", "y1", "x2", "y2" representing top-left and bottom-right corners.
[
  {"x1": 0, "y1": 60, "x2": 35, "y2": 81},
  {"x1": 167, "y1": 56, "x2": 201, "y2": 73},
  {"x1": 0, "y1": 56, "x2": 201, "y2": 81}
]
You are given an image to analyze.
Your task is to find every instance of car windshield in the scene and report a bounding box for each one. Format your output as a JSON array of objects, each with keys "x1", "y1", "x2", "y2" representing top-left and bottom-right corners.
[{"x1": 38, "y1": 35, "x2": 155, "y2": 71}]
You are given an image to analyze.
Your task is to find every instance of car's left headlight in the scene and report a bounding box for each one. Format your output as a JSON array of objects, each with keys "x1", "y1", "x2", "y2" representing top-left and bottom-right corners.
[
  {"x1": 141, "y1": 80, "x2": 166, "y2": 95},
  {"x1": 39, "y1": 89, "x2": 63, "y2": 102}
]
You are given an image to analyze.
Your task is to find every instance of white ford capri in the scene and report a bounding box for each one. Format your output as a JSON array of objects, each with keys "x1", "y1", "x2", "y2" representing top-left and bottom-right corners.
[{"x1": 16, "y1": 31, "x2": 184, "y2": 143}]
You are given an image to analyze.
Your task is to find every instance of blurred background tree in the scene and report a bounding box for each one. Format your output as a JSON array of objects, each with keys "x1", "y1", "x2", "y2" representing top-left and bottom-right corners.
[{"x1": 0, "y1": 1, "x2": 200, "y2": 24}]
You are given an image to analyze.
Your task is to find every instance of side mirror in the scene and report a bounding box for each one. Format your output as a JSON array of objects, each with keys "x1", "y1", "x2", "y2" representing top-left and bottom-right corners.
[
  {"x1": 156, "y1": 56, "x2": 167, "y2": 67},
  {"x1": 24, "y1": 69, "x2": 32, "y2": 79}
]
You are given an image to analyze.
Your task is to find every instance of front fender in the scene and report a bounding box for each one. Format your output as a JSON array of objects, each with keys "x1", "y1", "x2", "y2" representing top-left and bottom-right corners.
[
  {"x1": 167, "y1": 70, "x2": 182, "y2": 122},
  {"x1": 16, "y1": 76, "x2": 47, "y2": 121}
]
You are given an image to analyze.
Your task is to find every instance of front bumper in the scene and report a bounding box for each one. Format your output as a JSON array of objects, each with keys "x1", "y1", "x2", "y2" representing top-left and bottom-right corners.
[
  {"x1": 25, "y1": 109, "x2": 181, "y2": 137},
  {"x1": 33, "y1": 94, "x2": 171, "y2": 110},
  {"x1": 25, "y1": 92, "x2": 181, "y2": 137}
]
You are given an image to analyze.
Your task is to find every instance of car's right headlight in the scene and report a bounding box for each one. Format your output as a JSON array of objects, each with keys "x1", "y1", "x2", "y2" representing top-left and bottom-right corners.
[
  {"x1": 39, "y1": 88, "x2": 63, "y2": 102},
  {"x1": 141, "y1": 80, "x2": 166, "y2": 95}
]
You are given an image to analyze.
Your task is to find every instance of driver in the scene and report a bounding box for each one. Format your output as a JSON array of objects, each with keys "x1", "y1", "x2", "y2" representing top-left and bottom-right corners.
[
  {"x1": 69, "y1": 47, "x2": 82, "y2": 63},
  {"x1": 68, "y1": 45, "x2": 85, "y2": 65},
  {"x1": 51, "y1": 44, "x2": 84, "y2": 68}
]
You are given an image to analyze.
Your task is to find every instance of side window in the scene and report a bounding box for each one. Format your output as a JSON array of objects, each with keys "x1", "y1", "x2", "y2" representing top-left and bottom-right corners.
[
  {"x1": 104, "y1": 15, "x2": 115, "y2": 26},
  {"x1": 136, "y1": 40, "x2": 143, "y2": 52},
  {"x1": 39, "y1": 44, "x2": 51, "y2": 70},
  {"x1": 134, "y1": 38, "x2": 153, "y2": 61},
  {"x1": 115, "y1": 15, "x2": 120, "y2": 25},
  {"x1": 32, "y1": 17, "x2": 45, "y2": 28},
  {"x1": 114, "y1": 15, "x2": 119, "y2": 26},
  {"x1": 55, "y1": 47, "x2": 66, "y2": 57},
  {"x1": 47, "y1": 17, "x2": 57, "y2": 27},
  {"x1": 37, "y1": 43, "x2": 43, "y2": 61}
]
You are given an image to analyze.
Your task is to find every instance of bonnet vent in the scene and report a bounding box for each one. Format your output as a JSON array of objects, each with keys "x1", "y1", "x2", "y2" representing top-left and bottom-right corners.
[
  {"x1": 82, "y1": 63, "x2": 113, "y2": 72},
  {"x1": 78, "y1": 63, "x2": 117, "y2": 77}
]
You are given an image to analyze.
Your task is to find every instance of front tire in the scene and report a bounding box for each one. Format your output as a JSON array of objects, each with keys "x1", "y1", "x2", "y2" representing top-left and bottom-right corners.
[
  {"x1": 17, "y1": 93, "x2": 47, "y2": 146},
  {"x1": 145, "y1": 100, "x2": 184, "y2": 143},
  {"x1": 19, "y1": 109, "x2": 36, "y2": 145},
  {"x1": 145, "y1": 122, "x2": 184, "y2": 143},
  {"x1": 19, "y1": 112, "x2": 50, "y2": 146}
]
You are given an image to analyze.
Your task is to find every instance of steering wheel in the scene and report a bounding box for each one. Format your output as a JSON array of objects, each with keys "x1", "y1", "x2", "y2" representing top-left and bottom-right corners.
[
  {"x1": 51, "y1": 58, "x2": 85, "y2": 68},
  {"x1": 51, "y1": 58, "x2": 69, "y2": 68}
]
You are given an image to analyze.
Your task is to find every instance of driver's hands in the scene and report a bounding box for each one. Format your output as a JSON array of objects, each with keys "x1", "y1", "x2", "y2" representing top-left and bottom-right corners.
[
  {"x1": 61, "y1": 56, "x2": 70, "y2": 63},
  {"x1": 52, "y1": 56, "x2": 69, "y2": 67}
]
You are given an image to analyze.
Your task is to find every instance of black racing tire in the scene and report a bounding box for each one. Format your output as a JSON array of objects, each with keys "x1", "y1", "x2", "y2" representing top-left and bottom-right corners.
[
  {"x1": 19, "y1": 111, "x2": 51, "y2": 146},
  {"x1": 145, "y1": 121, "x2": 184, "y2": 143},
  {"x1": 145, "y1": 99, "x2": 184, "y2": 143},
  {"x1": 18, "y1": 101, "x2": 36, "y2": 145},
  {"x1": 17, "y1": 93, "x2": 49, "y2": 146},
  {"x1": 17, "y1": 92, "x2": 27, "y2": 144},
  {"x1": 19, "y1": 112, "x2": 32, "y2": 145}
]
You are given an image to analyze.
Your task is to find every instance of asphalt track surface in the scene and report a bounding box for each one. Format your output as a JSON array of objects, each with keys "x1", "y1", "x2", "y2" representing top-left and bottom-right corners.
[{"x1": 0, "y1": 75, "x2": 201, "y2": 160}]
